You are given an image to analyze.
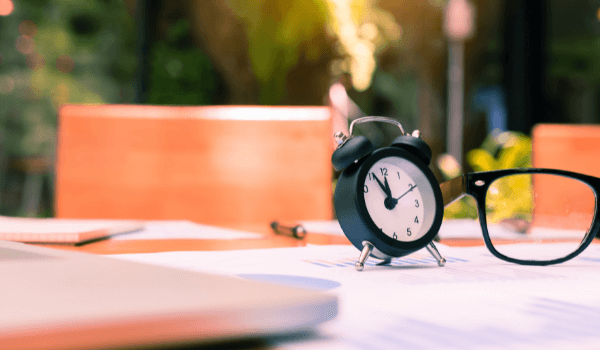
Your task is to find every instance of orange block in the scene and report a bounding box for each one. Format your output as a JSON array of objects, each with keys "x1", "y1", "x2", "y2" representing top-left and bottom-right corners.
[
  {"x1": 532, "y1": 124, "x2": 599, "y2": 230},
  {"x1": 56, "y1": 105, "x2": 333, "y2": 227}
]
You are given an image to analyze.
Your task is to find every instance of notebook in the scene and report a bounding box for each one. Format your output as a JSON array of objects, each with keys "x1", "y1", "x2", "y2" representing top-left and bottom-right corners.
[
  {"x1": 0, "y1": 239, "x2": 337, "y2": 349},
  {"x1": 0, "y1": 216, "x2": 143, "y2": 244}
]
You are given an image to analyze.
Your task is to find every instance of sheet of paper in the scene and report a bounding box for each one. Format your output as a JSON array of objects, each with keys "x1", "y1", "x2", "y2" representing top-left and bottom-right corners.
[
  {"x1": 110, "y1": 242, "x2": 600, "y2": 349},
  {"x1": 111, "y1": 220, "x2": 262, "y2": 240}
]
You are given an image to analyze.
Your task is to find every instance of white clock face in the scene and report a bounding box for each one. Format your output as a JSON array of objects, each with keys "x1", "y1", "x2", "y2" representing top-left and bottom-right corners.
[{"x1": 362, "y1": 156, "x2": 436, "y2": 242}]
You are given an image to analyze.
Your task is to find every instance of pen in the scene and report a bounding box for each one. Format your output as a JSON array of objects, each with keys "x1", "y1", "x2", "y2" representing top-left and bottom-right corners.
[{"x1": 270, "y1": 221, "x2": 307, "y2": 239}]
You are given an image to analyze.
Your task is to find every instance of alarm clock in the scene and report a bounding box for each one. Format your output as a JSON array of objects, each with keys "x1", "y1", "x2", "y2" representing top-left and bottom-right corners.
[{"x1": 332, "y1": 116, "x2": 446, "y2": 271}]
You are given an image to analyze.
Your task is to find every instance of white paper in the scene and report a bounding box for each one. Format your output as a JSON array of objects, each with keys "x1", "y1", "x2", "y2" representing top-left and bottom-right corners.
[
  {"x1": 111, "y1": 220, "x2": 262, "y2": 240},
  {"x1": 300, "y1": 220, "x2": 345, "y2": 236},
  {"x1": 110, "y1": 242, "x2": 600, "y2": 349},
  {"x1": 0, "y1": 216, "x2": 143, "y2": 235}
]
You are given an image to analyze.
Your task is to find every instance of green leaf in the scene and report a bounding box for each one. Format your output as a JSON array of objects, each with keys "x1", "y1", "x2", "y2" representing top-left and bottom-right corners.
[{"x1": 466, "y1": 149, "x2": 497, "y2": 172}]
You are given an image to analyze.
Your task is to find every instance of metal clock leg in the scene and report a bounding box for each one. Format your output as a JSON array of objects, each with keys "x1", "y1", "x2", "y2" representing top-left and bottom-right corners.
[
  {"x1": 355, "y1": 241, "x2": 374, "y2": 271},
  {"x1": 376, "y1": 258, "x2": 392, "y2": 266},
  {"x1": 426, "y1": 242, "x2": 446, "y2": 267}
]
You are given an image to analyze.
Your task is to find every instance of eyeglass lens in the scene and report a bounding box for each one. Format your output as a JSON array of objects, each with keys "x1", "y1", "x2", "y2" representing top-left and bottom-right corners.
[{"x1": 485, "y1": 173, "x2": 596, "y2": 262}]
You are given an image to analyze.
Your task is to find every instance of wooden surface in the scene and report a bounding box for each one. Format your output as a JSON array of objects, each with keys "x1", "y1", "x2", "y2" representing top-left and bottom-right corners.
[
  {"x1": 36, "y1": 221, "x2": 488, "y2": 255},
  {"x1": 40, "y1": 236, "x2": 485, "y2": 255},
  {"x1": 56, "y1": 105, "x2": 333, "y2": 228}
]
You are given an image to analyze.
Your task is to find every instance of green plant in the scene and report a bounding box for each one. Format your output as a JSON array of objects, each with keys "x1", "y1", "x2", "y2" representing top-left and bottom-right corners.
[
  {"x1": 227, "y1": 0, "x2": 401, "y2": 104},
  {"x1": 147, "y1": 19, "x2": 219, "y2": 106},
  {"x1": 438, "y1": 130, "x2": 533, "y2": 221}
]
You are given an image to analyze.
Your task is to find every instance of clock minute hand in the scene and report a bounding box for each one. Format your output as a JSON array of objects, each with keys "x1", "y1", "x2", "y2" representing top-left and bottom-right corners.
[
  {"x1": 373, "y1": 174, "x2": 399, "y2": 210},
  {"x1": 383, "y1": 177, "x2": 393, "y2": 197},
  {"x1": 395, "y1": 184, "x2": 417, "y2": 201}
]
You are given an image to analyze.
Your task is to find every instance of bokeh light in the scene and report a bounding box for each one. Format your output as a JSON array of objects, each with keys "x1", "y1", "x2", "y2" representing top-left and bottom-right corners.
[
  {"x1": 0, "y1": 0, "x2": 14, "y2": 16},
  {"x1": 0, "y1": 75, "x2": 15, "y2": 94},
  {"x1": 325, "y1": 0, "x2": 401, "y2": 91},
  {"x1": 56, "y1": 55, "x2": 75, "y2": 73},
  {"x1": 18, "y1": 20, "x2": 38, "y2": 37},
  {"x1": 51, "y1": 83, "x2": 70, "y2": 106},
  {"x1": 16, "y1": 35, "x2": 36, "y2": 55},
  {"x1": 26, "y1": 52, "x2": 45, "y2": 70}
]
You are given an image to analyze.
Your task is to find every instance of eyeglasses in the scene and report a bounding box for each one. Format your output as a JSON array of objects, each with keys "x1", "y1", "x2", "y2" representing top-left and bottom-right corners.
[{"x1": 440, "y1": 168, "x2": 600, "y2": 265}]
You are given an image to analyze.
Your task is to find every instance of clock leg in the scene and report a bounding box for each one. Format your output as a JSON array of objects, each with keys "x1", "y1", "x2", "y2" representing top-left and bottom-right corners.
[
  {"x1": 426, "y1": 242, "x2": 446, "y2": 267},
  {"x1": 355, "y1": 241, "x2": 374, "y2": 271},
  {"x1": 376, "y1": 258, "x2": 392, "y2": 266}
]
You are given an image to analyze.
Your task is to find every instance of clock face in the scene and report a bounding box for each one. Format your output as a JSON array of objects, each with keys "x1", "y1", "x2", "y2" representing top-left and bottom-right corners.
[{"x1": 362, "y1": 156, "x2": 436, "y2": 242}]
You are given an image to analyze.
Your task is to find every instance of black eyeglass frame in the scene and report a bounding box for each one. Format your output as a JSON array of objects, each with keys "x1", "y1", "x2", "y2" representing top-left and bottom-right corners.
[{"x1": 440, "y1": 168, "x2": 600, "y2": 266}]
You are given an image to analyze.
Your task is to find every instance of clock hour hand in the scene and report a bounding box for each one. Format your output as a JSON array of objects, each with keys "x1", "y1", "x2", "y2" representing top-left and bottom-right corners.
[
  {"x1": 373, "y1": 174, "x2": 398, "y2": 210},
  {"x1": 372, "y1": 174, "x2": 392, "y2": 198}
]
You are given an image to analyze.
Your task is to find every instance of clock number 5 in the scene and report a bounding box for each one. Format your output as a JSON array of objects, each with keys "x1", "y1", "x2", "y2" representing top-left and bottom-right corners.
[{"x1": 407, "y1": 228, "x2": 412, "y2": 236}]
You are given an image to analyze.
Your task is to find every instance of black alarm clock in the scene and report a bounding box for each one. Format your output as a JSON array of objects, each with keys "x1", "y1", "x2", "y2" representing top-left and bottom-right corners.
[{"x1": 332, "y1": 116, "x2": 446, "y2": 271}]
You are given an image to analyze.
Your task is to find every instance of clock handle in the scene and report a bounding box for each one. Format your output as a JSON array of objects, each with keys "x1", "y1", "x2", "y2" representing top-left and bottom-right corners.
[{"x1": 348, "y1": 116, "x2": 406, "y2": 136}]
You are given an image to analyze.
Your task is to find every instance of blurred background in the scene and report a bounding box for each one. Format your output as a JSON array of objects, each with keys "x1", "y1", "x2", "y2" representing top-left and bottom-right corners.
[{"x1": 0, "y1": 0, "x2": 599, "y2": 218}]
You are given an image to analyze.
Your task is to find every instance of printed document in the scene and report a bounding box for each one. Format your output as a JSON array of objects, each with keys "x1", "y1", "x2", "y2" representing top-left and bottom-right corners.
[{"x1": 111, "y1": 243, "x2": 600, "y2": 349}]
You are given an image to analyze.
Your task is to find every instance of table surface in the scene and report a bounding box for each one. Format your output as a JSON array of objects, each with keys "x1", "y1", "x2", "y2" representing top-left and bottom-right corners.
[
  {"x1": 26, "y1": 222, "x2": 591, "y2": 350},
  {"x1": 34, "y1": 222, "x2": 486, "y2": 255}
]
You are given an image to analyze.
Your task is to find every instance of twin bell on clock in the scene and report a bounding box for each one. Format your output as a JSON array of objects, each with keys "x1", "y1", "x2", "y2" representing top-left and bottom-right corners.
[{"x1": 332, "y1": 116, "x2": 447, "y2": 271}]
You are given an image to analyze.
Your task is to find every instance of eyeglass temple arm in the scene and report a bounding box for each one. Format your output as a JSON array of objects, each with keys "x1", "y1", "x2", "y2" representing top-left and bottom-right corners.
[{"x1": 440, "y1": 175, "x2": 467, "y2": 207}]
